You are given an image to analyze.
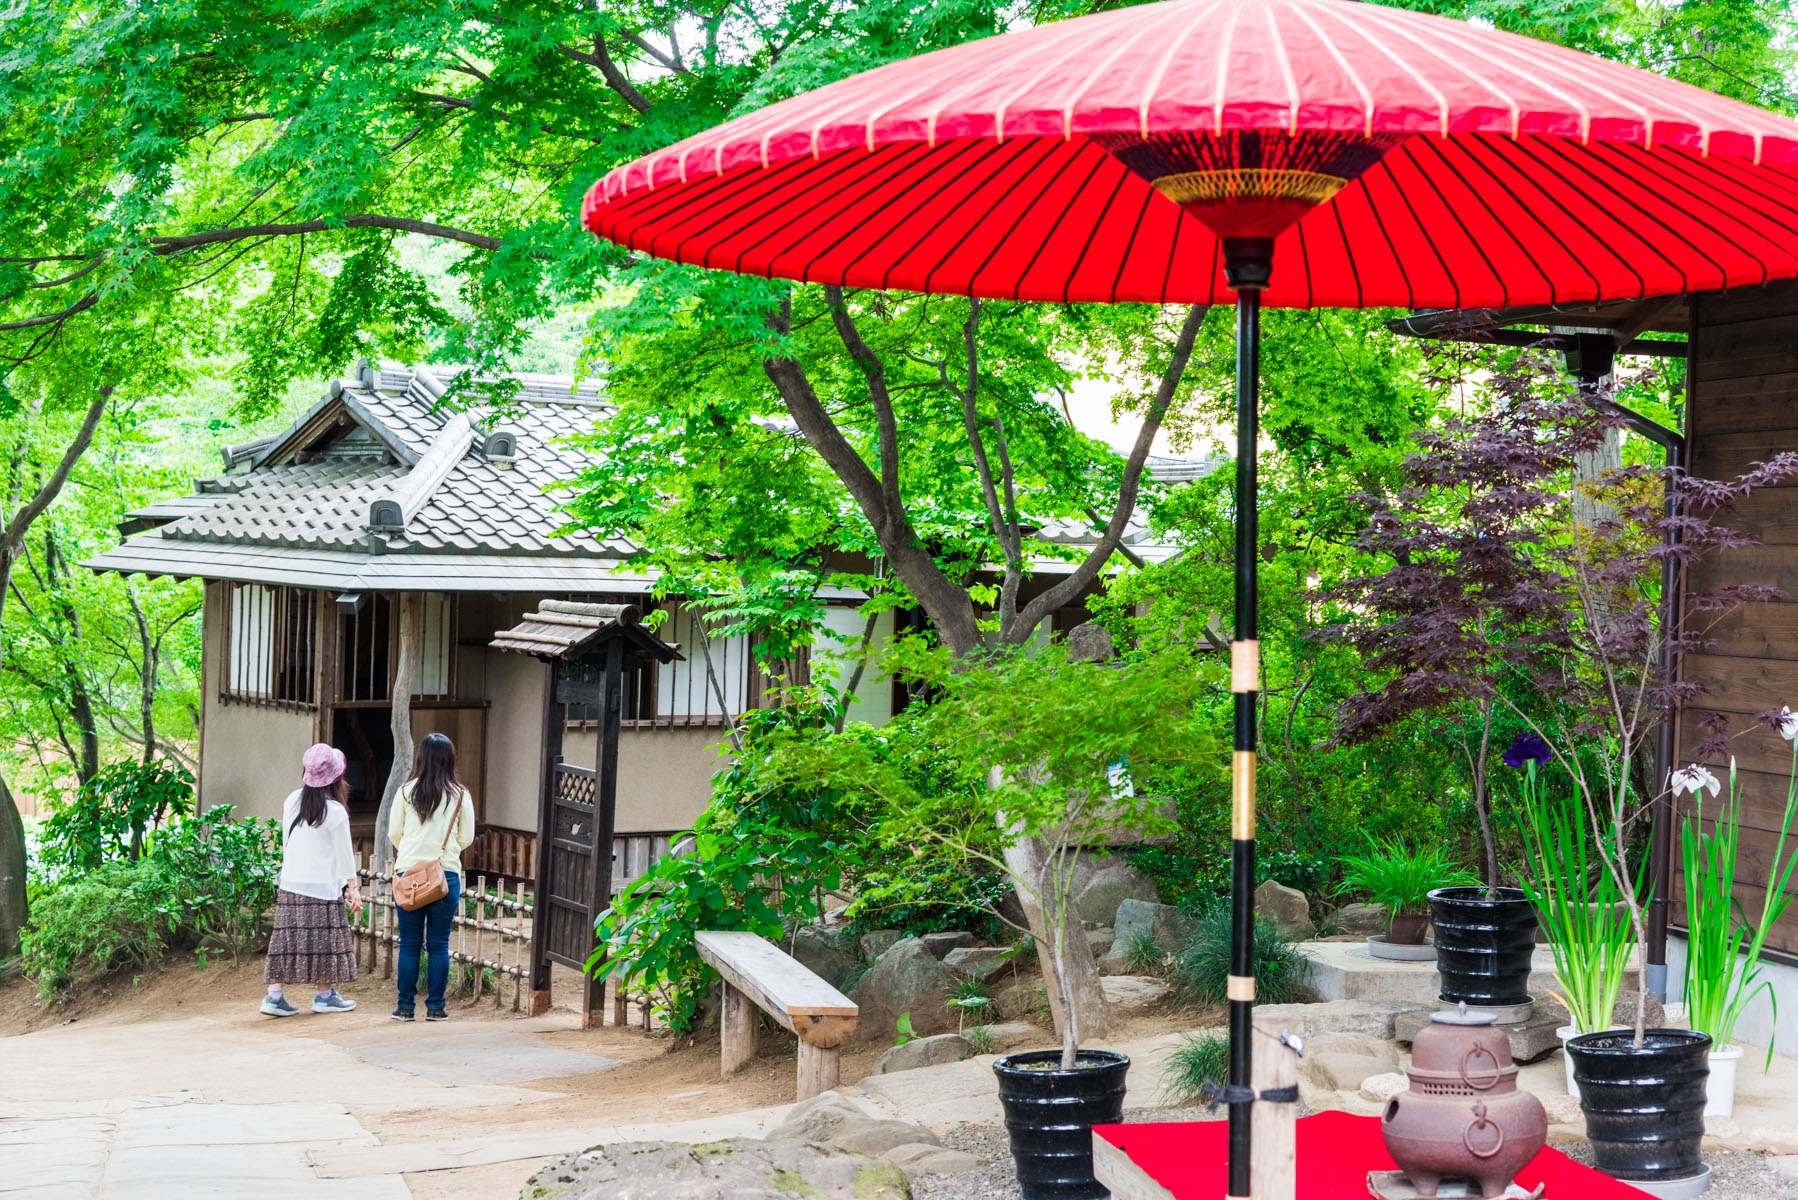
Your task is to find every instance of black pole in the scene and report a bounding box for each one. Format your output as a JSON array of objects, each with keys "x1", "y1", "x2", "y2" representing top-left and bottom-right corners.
[{"x1": 1223, "y1": 237, "x2": 1272, "y2": 1200}]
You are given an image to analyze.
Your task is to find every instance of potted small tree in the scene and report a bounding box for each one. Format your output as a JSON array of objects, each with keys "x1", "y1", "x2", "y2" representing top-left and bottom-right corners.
[
  {"x1": 1679, "y1": 746, "x2": 1798, "y2": 1119},
  {"x1": 767, "y1": 638, "x2": 1214, "y2": 1200},
  {"x1": 1335, "y1": 838, "x2": 1478, "y2": 960}
]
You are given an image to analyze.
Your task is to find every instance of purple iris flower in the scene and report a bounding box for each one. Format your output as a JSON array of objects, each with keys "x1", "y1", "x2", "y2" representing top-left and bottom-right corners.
[{"x1": 1501, "y1": 733, "x2": 1552, "y2": 769}]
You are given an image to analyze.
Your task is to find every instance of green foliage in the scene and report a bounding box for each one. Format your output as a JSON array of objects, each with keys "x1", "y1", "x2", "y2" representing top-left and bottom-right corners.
[
  {"x1": 22, "y1": 806, "x2": 280, "y2": 999},
  {"x1": 1171, "y1": 906, "x2": 1309, "y2": 1008},
  {"x1": 1680, "y1": 757, "x2": 1798, "y2": 1063},
  {"x1": 963, "y1": 1024, "x2": 997, "y2": 1055},
  {"x1": 842, "y1": 856, "x2": 1014, "y2": 944},
  {"x1": 1120, "y1": 931, "x2": 1166, "y2": 975},
  {"x1": 1516, "y1": 761, "x2": 1636, "y2": 1036},
  {"x1": 1335, "y1": 839, "x2": 1480, "y2": 920},
  {"x1": 592, "y1": 705, "x2": 872, "y2": 1032},
  {"x1": 1161, "y1": 1031, "x2": 1231, "y2": 1107},
  {"x1": 37, "y1": 761, "x2": 194, "y2": 877},
  {"x1": 893, "y1": 1012, "x2": 918, "y2": 1046}
]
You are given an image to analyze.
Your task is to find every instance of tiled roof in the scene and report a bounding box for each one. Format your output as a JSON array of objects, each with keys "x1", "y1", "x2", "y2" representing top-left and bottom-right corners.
[{"x1": 88, "y1": 361, "x2": 1209, "y2": 589}]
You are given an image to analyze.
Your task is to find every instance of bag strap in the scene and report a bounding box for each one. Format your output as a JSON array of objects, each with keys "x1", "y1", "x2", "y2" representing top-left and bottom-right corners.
[{"x1": 437, "y1": 789, "x2": 463, "y2": 853}]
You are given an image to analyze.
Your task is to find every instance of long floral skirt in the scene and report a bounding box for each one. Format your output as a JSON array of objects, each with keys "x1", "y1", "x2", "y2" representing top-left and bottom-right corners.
[{"x1": 264, "y1": 890, "x2": 358, "y2": 986}]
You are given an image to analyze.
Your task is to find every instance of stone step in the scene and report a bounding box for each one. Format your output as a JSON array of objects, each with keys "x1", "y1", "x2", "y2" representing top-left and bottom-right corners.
[{"x1": 1297, "y1": 941, "x2": 1640, "y2": 1008}]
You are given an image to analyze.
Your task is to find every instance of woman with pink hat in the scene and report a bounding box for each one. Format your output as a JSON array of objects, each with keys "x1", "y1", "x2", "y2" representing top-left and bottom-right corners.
[{"x1": 261, "y1": 743, "x2": 362, "y2": 1017}]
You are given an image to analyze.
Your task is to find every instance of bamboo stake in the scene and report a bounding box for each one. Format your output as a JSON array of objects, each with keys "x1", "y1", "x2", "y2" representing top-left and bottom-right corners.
[
  {"x1": 473, "y1": 874, "x2": 486, "y2": 1003},
  {"x1": 513, "y1": 880, "x2": 525, "y2": 1012}
]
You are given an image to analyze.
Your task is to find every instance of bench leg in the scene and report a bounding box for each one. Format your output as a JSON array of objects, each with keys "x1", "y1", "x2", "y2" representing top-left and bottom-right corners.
[
  {"x1": 721, "y1": 981, "x2": 757, "y2": 1076},
  {"x1": 796, "y1": 1041, "x2": 839, "y2": 1101}
]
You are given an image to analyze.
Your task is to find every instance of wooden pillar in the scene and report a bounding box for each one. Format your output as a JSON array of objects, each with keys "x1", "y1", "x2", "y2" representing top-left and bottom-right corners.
[
  {"x1": 721, "y1": 981, "x2": 757, "y2": 1075},
  {"x1": 528, "y1": 660, "x2": 562, "y2": 1017},
  {"x1": 1249, "y1": 1010, "x2": 1299, "y2": 1200},
  {"x1": 582, "y1": 639, "x2": 625, "y2": 1028},
  {"x1": 796, "y1": 1040, "x2": 840, "y2": 1101}
]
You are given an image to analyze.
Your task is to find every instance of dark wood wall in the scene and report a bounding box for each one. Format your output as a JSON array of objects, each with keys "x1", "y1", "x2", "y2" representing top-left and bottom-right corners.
[{"x1": 1678, "y1": 280, "x2": 1798, "y2": 955}]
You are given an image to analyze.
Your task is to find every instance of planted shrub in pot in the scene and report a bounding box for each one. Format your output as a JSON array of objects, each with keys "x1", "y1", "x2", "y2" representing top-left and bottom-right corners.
[
  {"x1": 1335, "y1": 838, "x2": 1478, "y2": 960},
  {"x1": 1679, "y1": 750, "x2": 1798, "y2": 1120},
  {"x1": 1514, "y1": 757, "x2": 1635, "y2": 1098}
]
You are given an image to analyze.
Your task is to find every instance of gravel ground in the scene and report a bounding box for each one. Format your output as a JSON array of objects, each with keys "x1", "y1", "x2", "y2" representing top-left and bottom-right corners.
[
  {"x1": 912, "y1": 1116, "x2": 1795, "y2": 1199},
  {"x1": 913, "y1": 1107, "x2": 1224, "y2": 1200}
]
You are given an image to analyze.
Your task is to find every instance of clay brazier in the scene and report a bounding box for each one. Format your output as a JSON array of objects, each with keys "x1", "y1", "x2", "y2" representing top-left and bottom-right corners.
[{"x1": 1380, "y1": 1004, "x2": 1547, "y2": 1198}]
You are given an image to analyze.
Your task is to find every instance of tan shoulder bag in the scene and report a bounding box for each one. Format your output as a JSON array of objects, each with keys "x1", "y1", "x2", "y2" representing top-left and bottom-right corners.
[{"x1": 393, "y1": 796, "x2": 461, "y2": 912}]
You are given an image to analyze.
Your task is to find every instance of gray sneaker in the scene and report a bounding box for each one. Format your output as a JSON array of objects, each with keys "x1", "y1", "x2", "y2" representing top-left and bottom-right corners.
[
  {"x1": 260, "y1": 994, "x2": 300, "y2": 1018},
  {"x1": 312, "y1": 990, "x2": 357, "y2": 1014}
]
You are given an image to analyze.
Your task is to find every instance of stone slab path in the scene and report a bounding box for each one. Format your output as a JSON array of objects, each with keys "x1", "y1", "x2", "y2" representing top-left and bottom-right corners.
[
  {"x1": 0, "y1": 1092, "x2": 408, "y2": 1200},
  {"x1": 345, "y1": 1031, "x2": 625, "y2": 1085}
]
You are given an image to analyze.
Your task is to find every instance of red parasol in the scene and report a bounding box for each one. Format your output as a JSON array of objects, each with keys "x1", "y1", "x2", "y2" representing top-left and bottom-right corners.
[
  {"x1": 581, "y1": 3, "x2": 1798, "y2": 1195},
  {"x1": 584, "y1": 0, "x2": 1798, "y2": 310}
]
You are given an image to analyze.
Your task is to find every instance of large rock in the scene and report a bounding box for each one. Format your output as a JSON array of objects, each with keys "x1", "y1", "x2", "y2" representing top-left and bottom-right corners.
[
  {"x1": 1300, "y1": 1032, "x2": 1400, "y2": 1093},
  {"x1": 1086, "y1": 927, "x2": 1116, "y2": 957},
  {"x1": 995, "y1": 982, "x2": 1048, "y2": 1023},
  {"x1": 861, "y1": 930, "x2": 902, "y2": 960},
  {"x1": 1333, "y1": 903, "x2": 1391, "y2": 936},
  {"x1": 1613, "y1": 992, "x2": 1666, "y2": 1028},
  {"x1": 1067, "y1": 621, "x2": 1116, "y2": 663},
  {"x1": 851, "y1": 937, "x2": 957, "y2": 1038},
  {"x1": 1099, "y1": 975, "x2": 1172, "y2": 1010},
  {"x1": 768, "y1": 1093, "x2": 942, "y2": 1156},
  {"x1": 792, "y1": 926, "x2": 857, "y2": 991},
  {"x1": 919, "y1": 931, "x2": 974, "y2": 959},
  {"x1": 1073, "y1": 859, "x2": 1160, "y2": 925},
  {"x1": 1359, "y1": 1072, "x2": 1407, "y2": 1104},
  {"x1": 870, "y1": 1033, "x2": 973, "y2": 1076},
  {"x1": 1110, "y1": 898, "x2": 1194, "y2": 953},
  {"x1": 943, "y1": 946, "x2": 1012, "y2": 983},
  {"x1": 883, "y1": 1142, "x2": 986, "y2": 1177},
  {"x1": 521, "y1": 1137, "x2": 912, "y2": 1199},
  {"x1": 1252, "y1": 999, "x2": 1412, "y2": 1040},
  {"x1": 1255, "y1": 879, "x2": 1314, "y2": 940}
]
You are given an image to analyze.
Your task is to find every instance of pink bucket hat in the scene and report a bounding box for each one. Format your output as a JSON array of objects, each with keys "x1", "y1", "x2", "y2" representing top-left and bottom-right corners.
[{"x1": 301, "y1": 743, "x2": 346, "y2": 788}]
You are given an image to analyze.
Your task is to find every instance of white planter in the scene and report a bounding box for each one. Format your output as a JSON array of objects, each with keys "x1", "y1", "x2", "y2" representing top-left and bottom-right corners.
[
  {"x1": 1559, "y1": 1023, "x2": 1629, "y2": 1100},
  {"x1": 1558, "y1": 1025, "x2": 1580, "y2": 1098},
  {"x1": 1706, "y1": 1043, "x2": 1744, "y2": 1119}
]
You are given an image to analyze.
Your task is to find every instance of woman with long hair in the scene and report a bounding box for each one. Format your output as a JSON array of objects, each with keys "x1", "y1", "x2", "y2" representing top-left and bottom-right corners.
[
  {"x1": 262, "y1": 743, "x2": 361, "y2": 1016},
  {"x1": 388, "y1": 732, "x2": 476, "y2": 1021}
]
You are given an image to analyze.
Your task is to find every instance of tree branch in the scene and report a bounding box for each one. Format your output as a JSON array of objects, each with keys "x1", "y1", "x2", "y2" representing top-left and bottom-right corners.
[
  {"x1": 1009, "y1": 304, "x2": 1208, "y2": 641},
  {"x1": 1, "y1": 387, "x2": 109, "y2": 553},
  {"x1": 823, "y1": 286, "x2": 904, "y2": 517},
  {"x1": 561, "y1": 37, "x2": 652, "y2": 114},
  {"x1": 761, "y1": 297, "x2": 980, "y2": 655}
]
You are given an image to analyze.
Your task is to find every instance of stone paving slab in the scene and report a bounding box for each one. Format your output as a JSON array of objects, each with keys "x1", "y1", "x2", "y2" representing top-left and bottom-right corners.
[
  {"x1": 345, "y1": 1030, "x2": 625, "y2": 1085},
  {"x1": 0, "y1": 1096, "x2": 408, "y2": 1200}
]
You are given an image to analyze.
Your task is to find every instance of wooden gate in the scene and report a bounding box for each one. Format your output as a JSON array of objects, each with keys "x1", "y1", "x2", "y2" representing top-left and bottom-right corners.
[
  {"x1": 540, "y1": 762, "x2": 600, "y2": 971},
  {"x1": 490, "y1": 600, "x2": 680, "y2": 1027}
]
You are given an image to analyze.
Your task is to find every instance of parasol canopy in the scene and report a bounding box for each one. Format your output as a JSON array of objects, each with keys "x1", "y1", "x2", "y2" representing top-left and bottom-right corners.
[{"x1": 584, "y1": 0, "x2": 1798, "y2": 310}]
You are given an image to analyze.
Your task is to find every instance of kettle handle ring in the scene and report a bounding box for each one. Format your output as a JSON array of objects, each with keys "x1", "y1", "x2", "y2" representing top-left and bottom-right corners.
[
  {"x1": 1463, "y1": 1104, "x2": 1505, "y2": 1160},
  {"x1": 1460, "y1": 1044, "x2": 1502, "y2": 1091}
]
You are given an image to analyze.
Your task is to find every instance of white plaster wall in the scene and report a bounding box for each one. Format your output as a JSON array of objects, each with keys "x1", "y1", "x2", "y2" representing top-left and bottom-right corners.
[
  {"x1": 813, "y1": 605, "x2": 895, "y2": 726},
  {"x1": 1665, "y1": 933, "x2": 1798, "y2": 1053}
]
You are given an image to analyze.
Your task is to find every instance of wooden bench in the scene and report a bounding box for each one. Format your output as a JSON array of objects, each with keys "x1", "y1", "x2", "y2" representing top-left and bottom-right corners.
[{"x1": 695, "y1": 930, "x2": 859, "y2": 1100}]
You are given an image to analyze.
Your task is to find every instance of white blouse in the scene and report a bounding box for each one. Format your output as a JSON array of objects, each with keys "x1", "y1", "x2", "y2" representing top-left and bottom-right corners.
[{"x1": 278, "y1": 790, "x2": 356, "y2": 902}]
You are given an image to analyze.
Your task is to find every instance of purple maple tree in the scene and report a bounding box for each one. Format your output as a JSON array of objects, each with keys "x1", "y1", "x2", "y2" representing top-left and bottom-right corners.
[{"x1": 1325, "y1": 348, "x2": 1798, "y2": 933}]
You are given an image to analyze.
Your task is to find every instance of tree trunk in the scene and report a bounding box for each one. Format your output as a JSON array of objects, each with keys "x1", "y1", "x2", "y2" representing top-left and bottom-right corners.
[
  {"x1": 374, "y1": 594, "x2": 421, "y2": 870},
  {"x1": 1001, "y1": 827, "x2": 1112, "y2": 1056},
  {"x1": 0, "y1": 773, "x2": 24, "y2": 974},
  {"x1": 0, "y1": 385, "x2": 110, "y2": 963}
]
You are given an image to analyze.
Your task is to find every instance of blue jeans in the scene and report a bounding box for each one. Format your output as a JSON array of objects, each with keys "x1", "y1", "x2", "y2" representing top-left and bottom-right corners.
[{"x1": 396, "y1": 871, "x2": 460, "y2": 1013}]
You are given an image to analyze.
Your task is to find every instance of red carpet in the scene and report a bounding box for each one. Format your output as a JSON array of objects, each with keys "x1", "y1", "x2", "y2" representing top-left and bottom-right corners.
[{"x1": 1094, "y1": 1110, "x2": 1653, "y2": 1197}]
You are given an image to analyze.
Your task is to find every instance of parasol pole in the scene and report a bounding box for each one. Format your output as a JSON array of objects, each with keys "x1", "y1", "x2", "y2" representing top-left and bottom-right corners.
[{"x1": 1223, "y1": 237, "x2": 1273, "y2": 1200}]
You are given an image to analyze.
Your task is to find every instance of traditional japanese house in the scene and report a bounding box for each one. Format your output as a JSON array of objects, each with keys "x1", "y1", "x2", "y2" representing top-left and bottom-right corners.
[
  {"x1": 1393, "y1": 286, "x2": 1798, "y2": 1051},
  {"x1": 87, "y1": 360, "x2": 1196, "y2": 887}
]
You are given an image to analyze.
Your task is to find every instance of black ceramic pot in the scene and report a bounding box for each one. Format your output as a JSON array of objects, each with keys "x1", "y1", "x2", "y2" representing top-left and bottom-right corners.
[
  {"x1": 1428, "y1": 885, "x2": 1537, "y2": 1008},
  {"x1": 1567, "y1": 1029, "x2": 1710, "y2": 1182},
  {"x1": 993, "y1": 1049, "x2": 1130, "y2": 1200}
]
